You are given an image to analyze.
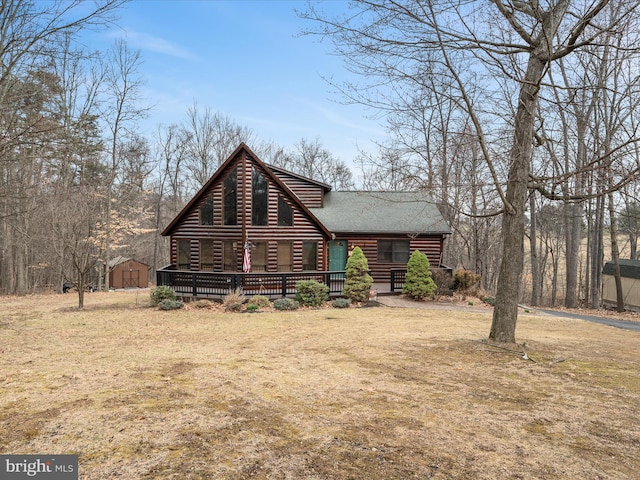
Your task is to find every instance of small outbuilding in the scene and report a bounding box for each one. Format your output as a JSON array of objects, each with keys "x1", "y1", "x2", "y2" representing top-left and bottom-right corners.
[
  {"x1": 602, "y1": 259, "x2": 640, "y2": 311},
  {"x1": 109, "y1": 257, "x2": 149, "y2": 289}
]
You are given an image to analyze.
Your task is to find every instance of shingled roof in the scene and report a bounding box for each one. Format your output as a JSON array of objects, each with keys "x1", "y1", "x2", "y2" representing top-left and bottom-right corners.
[
  {"x1": 603, "y1": 259, "x2": 640, "y2": 279},
  {"x1": 309, "y1": 191, "x2": 450, "y2": 235}
]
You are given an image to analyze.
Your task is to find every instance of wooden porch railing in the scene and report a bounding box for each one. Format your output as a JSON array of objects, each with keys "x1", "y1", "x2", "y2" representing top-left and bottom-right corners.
[
  {"x1": 390, "y1": 269, "x2": 406, "y2": 292},
  {"x1": 156, "y1": 266, "x2": 347, "y2": 298},
  {"x1": 390, "y1": 267, "x2": 454, "y2": 293}
]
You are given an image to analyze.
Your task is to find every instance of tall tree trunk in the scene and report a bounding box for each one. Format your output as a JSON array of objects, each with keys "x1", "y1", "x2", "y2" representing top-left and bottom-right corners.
[
  {"x1": 7, "y1": 245, "x2": 16, "y2": 294},
  {"x1": 564, "y1": 101, "x2": 588, "y2": 308},
  {"x1": 529, "y1": 194, "x2": 540, "y2": 306},
  {"x1": 584, "y1": 197, "x2": 593, "y2": 307},
  {"x1": 490, "y1": 0, "x2": 571, "y2": 343},
  {"x1": 590, "y1": 194, "x2": 605, "y2": 308},
  {"x1": 490, "y1": 56, "x2": 546, "y2": 342},
  {"x1": 77, "y1": 269, "x2": 86, "y2": 310},
  {"x1": 16, "y1": 239, "x2": 27, "y2": 295},
  {"x1": 608, "y1": 192, "x2": 624, "y2": 312},
  {"x1": 564, "y1": 201, "x2": 583, "y2": 307},
  {"x1": 551, "y1": 249, "x2": 559, "y2": 306}
]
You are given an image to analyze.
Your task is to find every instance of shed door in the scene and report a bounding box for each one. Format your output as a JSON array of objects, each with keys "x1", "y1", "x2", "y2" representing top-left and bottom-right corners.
[
  {"x1": 329, "y1": 241, "x2": 348, "y2": 271},
  {"x1": 122, "y1": 269, "x2": 140, "y2": 288}
]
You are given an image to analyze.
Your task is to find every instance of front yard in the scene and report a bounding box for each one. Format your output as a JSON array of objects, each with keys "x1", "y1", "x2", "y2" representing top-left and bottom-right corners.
[{"x1": 1, "y1": 291, "x2": 639, "y2": 479}]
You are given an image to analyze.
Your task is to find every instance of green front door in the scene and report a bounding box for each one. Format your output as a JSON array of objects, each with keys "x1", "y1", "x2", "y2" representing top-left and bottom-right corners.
[{"x1": 329, "y1": 240, "x2": 348, "y2": 271}]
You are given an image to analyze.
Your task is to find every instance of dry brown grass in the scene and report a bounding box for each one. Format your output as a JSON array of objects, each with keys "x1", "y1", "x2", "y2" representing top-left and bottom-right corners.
[{"x1": 1, "y1": 291, "x2": 639, "y2": 479}]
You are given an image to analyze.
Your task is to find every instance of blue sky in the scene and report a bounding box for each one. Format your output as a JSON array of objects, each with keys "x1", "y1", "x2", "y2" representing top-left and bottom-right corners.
[{"x1": 90, "y1": 0, "x2": 385, "y2": 165}]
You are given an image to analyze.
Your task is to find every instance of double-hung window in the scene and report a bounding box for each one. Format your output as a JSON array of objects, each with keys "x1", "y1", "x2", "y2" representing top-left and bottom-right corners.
[{"x1": 377, "y1": 240, "x2": 410, "y2": 264}]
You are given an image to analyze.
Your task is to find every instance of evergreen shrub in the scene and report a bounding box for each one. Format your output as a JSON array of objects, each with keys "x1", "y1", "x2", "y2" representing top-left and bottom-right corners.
[
  {"x1": 295, "y1": 280, "x2": 329, "y2": 307},
  {"x1": 158, "y1": 299, "x2": 184, "y2": 310},
  {"x1": 150, "y1": 286, "x2": 176, "y2": 306},
  {"x1": 332, "y1": 298, "x2": 351, "y2": 309},
  {"x1": 402, "y1": 250, "x2": 437, "y2": 300},
  {"x1": 481, "y1": 296, "x2": 496, "y2": 306},
  {"x1": 342, "y1": 246, "x2": 373, "y2": 302},
  {"x1": 273, "y1": 298, "x2": 299, "y2": 310}
]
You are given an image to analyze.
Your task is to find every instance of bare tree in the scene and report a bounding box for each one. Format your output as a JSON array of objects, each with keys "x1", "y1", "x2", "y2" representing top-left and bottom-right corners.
[
  {"x1": 537, "y1": 3, "x2": 640, "y2": 308},
  {"x1": 356, "y1": 145, "x2": 418, "y2": 190},
  {"x1": 292, "y1": 137, "x2": 354, "y2": 189},
  {"x1": 0, "y1": 0, "x2": 125, "y2": 294},
  {"x1": 101, "y1": 38, "x2": 150, "y2": 290},
  {"x1": 182, "y1": 104, "x2": 255, "y2": 194},
  {"x1": 618, "y1": 198, "x2": 640, "y2": 259},
  {"x1": 536, "y1": 203, "x2": 566, "y2": 305},
  {"x1": 301, "y1": 0, "x2": 640, "y2": 342},
  {"x1": 48, "y1": 188, "x2": 105, "y2": 309}
]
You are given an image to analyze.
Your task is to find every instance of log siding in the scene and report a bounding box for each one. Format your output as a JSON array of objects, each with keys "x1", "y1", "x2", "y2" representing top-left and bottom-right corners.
[{"x1": 161, "y1": 144, "x2": 450, "y2": 284}]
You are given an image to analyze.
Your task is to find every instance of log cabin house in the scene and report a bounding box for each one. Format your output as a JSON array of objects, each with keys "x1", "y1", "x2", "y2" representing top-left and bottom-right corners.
[{"x1": 157, "y1": 143, "x2": 450, "y2": 298}]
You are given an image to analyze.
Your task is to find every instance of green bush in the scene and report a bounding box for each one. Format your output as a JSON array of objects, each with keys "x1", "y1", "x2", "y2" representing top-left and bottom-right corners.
[
  {"x1": 402, "y1": 250, "x2": 437, "y2": 300},
  {"x1": 453, "y1": 269, "x2": 481, "y2": 293},
  {"x1": 295, "y1": 280, "x2": 329, "y2": 307},
  {"x1": 223, "y1": 288, "x2": 245, "y2": 312},
  {"x1": 249, "y1": 295, "x2": 271, "y2": 308},
  {"x1": 150, "y1": 286, "x2": 176, "y2": 306},
  {"x1": 158, "y1": 299, "x2": 184, "y2": 310},
  {"x1": 273, "y1": 298, "x2": 299, "y2": 310},
  {"x1": 332, "y1": 298, "x2": 351, "y2": 308},
  {"x1": 342, "y1": 246, "x2": 373, "y2": 302},
  {"x1": 481, "y1": 296, "x2": 496, "y2": 306},
  {"x1": 245, "y1": 303, "x2": 259, "y2": 312}
]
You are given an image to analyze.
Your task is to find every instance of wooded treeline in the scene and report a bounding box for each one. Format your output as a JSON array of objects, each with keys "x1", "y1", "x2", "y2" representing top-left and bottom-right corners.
[
  {"x1": 3, "y1": 0, "x2": 640, "y2": 315},
  {"x1": 302, "y1": 0, "x2": 640, "y2": 318},
  {"x1": 0, "y1": 0, "x2": 355, "y2": 305}
]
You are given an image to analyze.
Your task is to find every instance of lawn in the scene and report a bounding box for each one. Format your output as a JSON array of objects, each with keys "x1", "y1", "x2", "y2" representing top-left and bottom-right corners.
[{"x1": 1, "y1": 291, "x2": 639, "y2": 479}]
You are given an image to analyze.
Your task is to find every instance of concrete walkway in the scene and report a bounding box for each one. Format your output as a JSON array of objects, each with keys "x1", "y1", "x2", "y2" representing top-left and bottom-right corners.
[{"x1": 375, "y1": 294, "x2": 494, "y2": 313}]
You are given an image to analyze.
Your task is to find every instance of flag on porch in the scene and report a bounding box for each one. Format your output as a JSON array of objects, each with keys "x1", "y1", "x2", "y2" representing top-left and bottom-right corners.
[{"x1": 243, "y1": 240, "x2": 251, "y2": 273}]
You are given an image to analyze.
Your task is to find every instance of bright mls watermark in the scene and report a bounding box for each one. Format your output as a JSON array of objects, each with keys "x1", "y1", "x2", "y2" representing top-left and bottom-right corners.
[{"x1": 1, "y1": 455, "x2": 78, "y2": 479}]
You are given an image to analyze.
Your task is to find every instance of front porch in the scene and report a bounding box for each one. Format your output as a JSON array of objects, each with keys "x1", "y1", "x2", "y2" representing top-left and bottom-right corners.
[{"x1": 156, "y1": 266, "x2": 408, "y2": 300}]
